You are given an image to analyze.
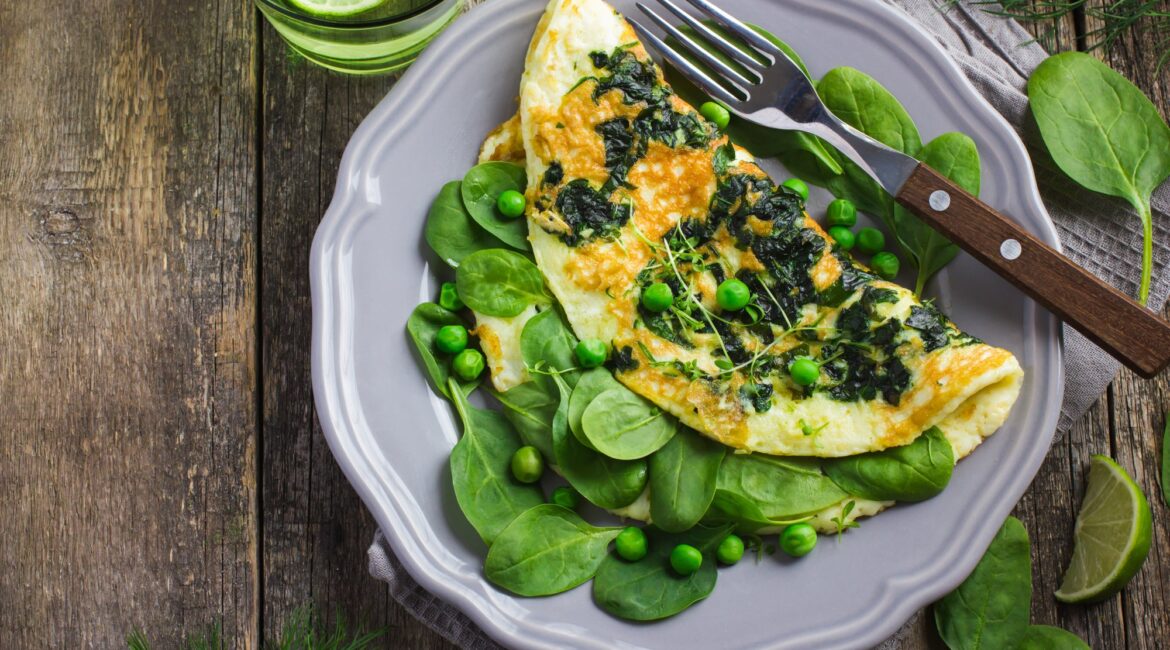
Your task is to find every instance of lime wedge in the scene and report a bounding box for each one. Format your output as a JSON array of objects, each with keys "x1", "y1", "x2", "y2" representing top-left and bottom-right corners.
[
  {"x1": 286, "y1": 0, "x2": 388, "y2": 18},
  {"x1": 1055, "y1": 455, "x2": 1152, "y2": 603}
]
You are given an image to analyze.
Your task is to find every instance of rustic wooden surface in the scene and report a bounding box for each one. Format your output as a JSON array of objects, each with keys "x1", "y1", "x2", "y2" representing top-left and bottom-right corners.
[{"x1": 0, "y1": 1, "x2": 1167, "y2": 648}]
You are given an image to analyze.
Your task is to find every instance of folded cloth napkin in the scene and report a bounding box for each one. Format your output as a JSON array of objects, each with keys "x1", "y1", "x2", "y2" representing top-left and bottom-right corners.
[{"x1": 367, "y1": 1, "x2": 1170, "y2": 647}]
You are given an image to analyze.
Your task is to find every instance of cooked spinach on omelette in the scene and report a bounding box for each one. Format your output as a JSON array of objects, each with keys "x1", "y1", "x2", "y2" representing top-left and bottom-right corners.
[{"x1": 409, "y1": 0, "x2": 1024, "y2": 622}]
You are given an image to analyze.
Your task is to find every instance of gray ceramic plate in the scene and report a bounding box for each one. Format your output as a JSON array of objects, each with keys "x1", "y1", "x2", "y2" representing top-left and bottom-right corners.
[{"x1": 311, "y1": 0, "x2": 1064, "y2": 647}]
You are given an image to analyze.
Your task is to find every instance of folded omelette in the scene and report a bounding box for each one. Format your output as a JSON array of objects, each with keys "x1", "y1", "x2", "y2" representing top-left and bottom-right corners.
[{"x1": 474, "y1": 0, "x2": 1023, "y2": 461}]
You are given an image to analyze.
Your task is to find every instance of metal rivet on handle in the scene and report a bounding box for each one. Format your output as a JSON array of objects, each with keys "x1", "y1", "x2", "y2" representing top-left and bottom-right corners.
[
  {"x1": 929, "y1": 190, "x2": 951, "y2": 211},
  {"x1": 1000, "y1": 239, "x2": 1022, "y2": 260}
]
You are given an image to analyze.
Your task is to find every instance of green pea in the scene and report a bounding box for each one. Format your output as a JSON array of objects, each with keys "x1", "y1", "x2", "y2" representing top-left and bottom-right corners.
[
  {"x1": 451, "y1": 348, "x2": 485, "y2": 381},
  {"x1": 871, "y1": 251, "x2": 901, "y2": 281},
  {"x1": 614, "y1": 526, "x2": 648, "y2": 561},
  {"x1": 496, "y1": 189, "x2": 526, "y2": 219},
  {"x1": 788, "y1": 357, "x2": 820, "y2": 387},
  {"x1": 641, "y1": 282, "x2": 674, "y2": 312},
  {"x1": 435, "y1": 324, "x2": 469, "y2": 354},
  {"x1": 781, "y1": 178, "x2": 809, "y2": 202},
  {"x1": 670, "y1": 543, "x2": 703, "y2": 575},
  {"x1": 438, "y1": 282, "x2": 464, "y2": 311},
  {"x1": 780, "y1": 522, "x2": 818, "y2": 557},
  {"x1": 827, "y1": 226, "x2": 855, "y2": 251},
  {"x1": 550, "y1": 485, "x2": 580, "y2": 510},
  {"x1": 575, "y1": 339, "x2": 608, "y2": 368},
  {"x1": 716, "y1": 534, "x2": 745, "y2": 565},
  {"x1": 715, "y1": 278, "x2": 751, "y2": 311},
  {"x1": 510, "y1": 445, "x2": 544, "y2": 484},
  {"x1": 856, "y1": 227, "x2": 886, "y2": 255},
  {"x1": 699, "y1": 101, "x2": 731, "y2": 130},
  {"x1": 825, "y1": 199, "x2": 857, "y2": 227}
]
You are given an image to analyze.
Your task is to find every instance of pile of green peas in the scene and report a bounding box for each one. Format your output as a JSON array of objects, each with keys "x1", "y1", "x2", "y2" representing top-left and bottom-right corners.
[
  {"x1": 434, "y1": 282, "x2": 485, "y2": 382},
  {"x1": 610, "y1": 521, "x2": 820, "y2": 573},
  {"x1": 821, "y1": 197, "x2": 900, "y2": 281}
]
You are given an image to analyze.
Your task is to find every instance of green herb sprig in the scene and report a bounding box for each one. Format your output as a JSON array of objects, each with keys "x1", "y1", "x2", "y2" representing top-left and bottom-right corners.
[{"x1": 957, "y1": 0, "x2": 1170, "y2": 70}]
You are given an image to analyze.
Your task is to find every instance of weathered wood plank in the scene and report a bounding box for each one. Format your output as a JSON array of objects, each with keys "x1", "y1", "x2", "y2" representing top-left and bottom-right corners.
[
  {"x1": 0, "y1": 0, "x2": 259, "y2": 647},
  {"x1": 257, "y1": 28, "x2": 457, "y2": 649},
  {"x1": 1089, "y1": 4, "x2": 1170, "y2": 645}
]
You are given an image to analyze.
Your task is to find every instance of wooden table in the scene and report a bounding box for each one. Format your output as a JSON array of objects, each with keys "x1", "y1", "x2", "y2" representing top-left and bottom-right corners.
[{"x1": 2, "y1": 1, "x2": 1167, "y2": 647}]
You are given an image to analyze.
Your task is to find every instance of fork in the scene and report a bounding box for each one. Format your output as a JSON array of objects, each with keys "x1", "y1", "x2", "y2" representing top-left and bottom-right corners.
[{"x1": 629, "y1": 0, "x2": 1170, "y2": 378}]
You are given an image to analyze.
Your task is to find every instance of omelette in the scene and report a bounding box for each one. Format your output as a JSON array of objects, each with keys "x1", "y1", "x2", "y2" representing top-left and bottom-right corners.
[{"x1": 472, "y1": 0, "x2": 1023, "y2": 466}]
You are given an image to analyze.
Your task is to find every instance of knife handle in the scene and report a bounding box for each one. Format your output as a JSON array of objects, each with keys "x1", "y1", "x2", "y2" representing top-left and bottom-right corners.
[{"x1": 895, "y1": 163, "x2": 1170, "y2": 379}]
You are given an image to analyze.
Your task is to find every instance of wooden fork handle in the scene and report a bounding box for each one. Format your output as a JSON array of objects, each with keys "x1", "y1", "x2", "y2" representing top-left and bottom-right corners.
[{"x1": 895, "y1": 163, "x2": 1170, "y2": 379}]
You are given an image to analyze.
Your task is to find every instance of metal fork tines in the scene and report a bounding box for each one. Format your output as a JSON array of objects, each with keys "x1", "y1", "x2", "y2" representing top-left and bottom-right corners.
[{"x1": 628, "y1": 0, "x2": 919, "y2": 194}]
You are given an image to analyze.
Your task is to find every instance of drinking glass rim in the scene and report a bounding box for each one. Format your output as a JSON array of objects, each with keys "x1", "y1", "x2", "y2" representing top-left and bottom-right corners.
[{"x1": 256, "y1": 0, "x2": 452, "y2": 28}]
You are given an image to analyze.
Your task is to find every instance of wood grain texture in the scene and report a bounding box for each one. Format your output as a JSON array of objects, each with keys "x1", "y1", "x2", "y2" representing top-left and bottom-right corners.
[
  {"x1": 0, "y1": 0, "x2": 1167, "y2": 648},
  {"x1": 257, "y1": 27, "x2": 457, "y2": 650},
  {"x1": 0, "y1": 0, "x2": 259, "y2": 647},
  {"x1": 896, "y1": 163, "x2": 1170, "y2": 377}
]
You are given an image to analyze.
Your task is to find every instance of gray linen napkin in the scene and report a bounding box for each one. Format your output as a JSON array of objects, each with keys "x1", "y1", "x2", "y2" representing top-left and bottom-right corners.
[{"x1": 367, "y1": 1, "x2": 1170, "y2": 647}]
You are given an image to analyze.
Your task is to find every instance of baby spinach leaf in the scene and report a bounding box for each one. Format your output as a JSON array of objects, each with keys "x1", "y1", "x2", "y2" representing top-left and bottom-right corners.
[
  {"x1": 456, "y1": 249, "x2": 550, "y2": 317},
  {"x1": 1018, "y1": 625, "x2": 1090, "y2": 650},
  {"x1": 448, "y1": 378, "x2": 545, "y2": 545},
  {"x1": 424, "y1": 181, "x2": 506, "y2": 267},
  {"x1": 568, "y1": 368, "x2": 625, "y2": 442},
  {"x1": 816, "y1": 67, "x2": 922, "y2": 229},
  {"x1": 933, "y1": 516, "x2": 1031, "y2": 650},
  {"x1": 1161, "y1": 412, "x2": 1169, "y2": 506},
  {"x1": 551, "y1": 373, "x2": 648, "y2": 509},
  {"x1": 580, "y1": 389, "x2": 678, "y2": 460},
  {"x1": 649, "y1": 427, "x2": 726, "y2": 533},
  {"x1": 493, "y1": 381, "x2": 557, "y2": 459},
  {"x1": 818, "y1": 67, "x2": 922, "y2": 155},
  {"x1": 711, "y1": 454, "x2": 848, "y2": 528},
  {"x1": 520, "y1": 308, "x2": 580, "y2": 389},
  {"x1": 1028, "y1": 52, "x2": 1170, "y2": 304},
  {"x1": 593, "y1": 523, "x2": 733, "y2": 621},
  {"x1": 484, "y1": 504, "x2": 621, "y2": 597},
  {"x1": 890, "y1": 133, "x2": 981, "y2": 295},
  {"x1": 461, "y1": 162, "x2": 530, "y2": 251},
  {"x1": 823, "y1": 426, "x2": 954, "y2": 502},
  {"x1": 406, "y1": 302, "x2": 476, "y2": 400}
]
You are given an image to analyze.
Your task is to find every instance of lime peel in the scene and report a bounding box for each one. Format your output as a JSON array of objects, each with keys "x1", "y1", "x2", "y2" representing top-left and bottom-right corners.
[
  {"x1": 286, "y1": 0, "x2": 388, "y2": 18},
  {"x1": 1055, "y1": 455, "x2": 1152, "y2": 603}
]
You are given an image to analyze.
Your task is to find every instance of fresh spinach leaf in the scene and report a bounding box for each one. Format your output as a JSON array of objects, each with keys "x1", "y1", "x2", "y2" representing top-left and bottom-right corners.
[
  {"x1": 580, "y1": 388, "x2": 678, "y2": 460},
  {"x1": 933, "y1": 516, "x2": 1031, "y2": 650},
  {"x1": 405, "y1": 302, "x2": 475, "y2": 400},
  {"x1": 551, "y1": 373, "x2": 648, "y2": 509},
  {"x1": 711, "y1": 454, "x2": 848, "y2": 528},
  {"x1": 1162, "y1": 412, "x2": 1170, "y2": 507},
  {"x1": 823, "y1": 426, "x2": 954, "y2": 502},
  {"x1": 592, "y1": 523, "x2": 733, "y2": 621},
  {"x1": 455, "y1": 249, "x2": 550, "y2": 317},
  {"x1": 484, "y1": 504, "x2": 621, "y2": 597},
  {"x1": 461, "y1": 162, "x2": 530, "y2": 251},
  {"x1": 493, "y1": 381, "x2": 557, "y2": 459},
  {"x1": 817, "y1": 67, "x2": 922, "y2": 154},
  {"x1": 816, "y1": 67, "x2": 922, "y2": 228},
  {"x1": 568, "y1": 368, "x2": 625, "y2": 442},
  {"x1": 424, "y1": 181, "x2": 506, "y2": 267},
  {"x1": 448, "y1": 378, "x2": 545, "y2": 545},
  {"x1": 520, "y1": 308, "x2": 580, "y2": 389},
  {"x1": 1018, "y1": 625, "x2": 1090, "y2": 650},
  {"x1": 649, "y1": 427, "x2": 726, "y2": 533},
  {"x1": 891, "y1": 133, "x2": 981, "y2": 295},
  {"x1": 1028, "y1": 52, "x2": 1170, "y2": 304}
]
